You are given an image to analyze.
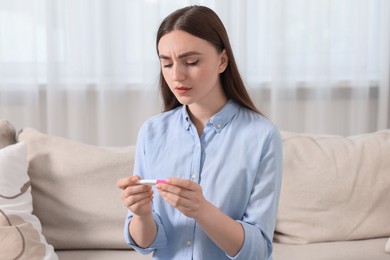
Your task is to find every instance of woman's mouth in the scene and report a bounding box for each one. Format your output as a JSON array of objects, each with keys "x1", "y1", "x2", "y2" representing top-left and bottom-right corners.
[{"x1": 175, "y1": 86, "x2": 191, "y2": 95}]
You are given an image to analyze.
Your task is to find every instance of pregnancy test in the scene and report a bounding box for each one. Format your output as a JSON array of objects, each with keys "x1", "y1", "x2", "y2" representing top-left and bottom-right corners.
[{"x1": 136, "y1": 179, "x2": 168, "y2": 185}]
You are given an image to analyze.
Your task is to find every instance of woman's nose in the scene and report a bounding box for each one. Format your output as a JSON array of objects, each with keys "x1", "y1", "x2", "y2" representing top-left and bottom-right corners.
[{"x1": 172, "y1": 64, "x2": 186, "y2": 81}]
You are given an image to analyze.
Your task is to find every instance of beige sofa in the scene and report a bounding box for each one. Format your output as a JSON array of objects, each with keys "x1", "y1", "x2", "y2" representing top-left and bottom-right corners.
[{"x1": 1, "y1": 119, "x2": 389, "y2": 260}]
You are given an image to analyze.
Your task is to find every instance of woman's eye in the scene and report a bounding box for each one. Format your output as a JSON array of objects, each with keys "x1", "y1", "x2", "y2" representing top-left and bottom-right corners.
[
  {"x1": 163, "y1": 63, "x2": 173, "y2": 68},
  {"x1": 186, "y1": 60, "x2": 199, "y2": 66}
]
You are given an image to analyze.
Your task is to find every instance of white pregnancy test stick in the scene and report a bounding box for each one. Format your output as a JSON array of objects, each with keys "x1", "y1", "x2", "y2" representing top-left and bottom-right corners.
[{"x1": 136, "y1": 179, "x2": 167, "y2": 185}]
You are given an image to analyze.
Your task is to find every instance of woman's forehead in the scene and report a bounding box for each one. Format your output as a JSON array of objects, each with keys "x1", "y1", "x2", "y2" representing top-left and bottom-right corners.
[{"x1": 158, "y1": 30, "x2": 215, "y2": 57}]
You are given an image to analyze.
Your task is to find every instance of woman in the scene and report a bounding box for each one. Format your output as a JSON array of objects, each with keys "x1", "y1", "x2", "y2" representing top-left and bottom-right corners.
[{"x1": 117, "y1": 5, "x2": 282, "y2": 260}]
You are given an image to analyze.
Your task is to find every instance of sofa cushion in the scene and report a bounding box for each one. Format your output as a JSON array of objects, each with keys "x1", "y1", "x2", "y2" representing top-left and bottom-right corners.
[
  {"x1": 274, "y1": 130, "x2": 390, "y2": 244},
  {"x1": 0, "y1": 142, "x2": 58, "y2": 260},
  {"x1": 0, "y1": 119, "x2": 16, "y2": 148},
  {"x1": 56, "y1": 249, "x2": 152, "y2": 260},
  {"x1": 17, "y1": 128, "x2": 135, "y2": 249},
  {"x1": 273, "y1": 237, "x2": 390, "y2": 260}
]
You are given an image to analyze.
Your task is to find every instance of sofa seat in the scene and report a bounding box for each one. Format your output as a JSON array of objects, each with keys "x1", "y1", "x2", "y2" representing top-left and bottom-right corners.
[
  {"x1": 273, "y1": 237, "x2": 389, "y2": 260},
  {"x1": 56, "y1": 249, "x2": 152, "y2": 260},
  {"x1": 55, "y1": 238, "x2": 389, "y2": 260}
]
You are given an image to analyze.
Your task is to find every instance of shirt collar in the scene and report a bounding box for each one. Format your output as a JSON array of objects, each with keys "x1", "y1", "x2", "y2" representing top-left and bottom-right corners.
[{"x1": 181, "y1": 100, "x2": 240, "y2": 132}]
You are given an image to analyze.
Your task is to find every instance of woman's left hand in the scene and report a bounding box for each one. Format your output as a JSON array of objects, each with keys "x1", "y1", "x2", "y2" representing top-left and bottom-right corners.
[
  {"x1": 157, "y1": 177, "x2": 244, "y2": 256},
  {"x1": 156, "y1": 178, "x2": 207, "y2": 219}
]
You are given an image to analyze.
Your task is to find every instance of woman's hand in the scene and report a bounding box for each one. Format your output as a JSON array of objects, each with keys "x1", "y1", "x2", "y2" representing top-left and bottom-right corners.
[
  {"x1": 156, "y1": 178, "x2": 207, "y2": 220},
  {"x1": 116, "y1": 175, "x2": 154, "y2": 217},
  {"x1": 117, "y1": 175, "x2": 157, "y2": 248},
  {"x1": 157, "y1": 177, "x2": 244, "y2": 256}
]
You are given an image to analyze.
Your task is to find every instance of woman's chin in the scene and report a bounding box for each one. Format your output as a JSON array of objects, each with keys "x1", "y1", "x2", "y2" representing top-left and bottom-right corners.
[{"x1": 174, "y1": 96, "x2": 194, "y2": 106}]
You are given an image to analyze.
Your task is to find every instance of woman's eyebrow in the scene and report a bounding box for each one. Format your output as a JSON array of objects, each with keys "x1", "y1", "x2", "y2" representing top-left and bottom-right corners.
[{"x1": 159, "y1": 51, "x2": 202, "y2": 60}]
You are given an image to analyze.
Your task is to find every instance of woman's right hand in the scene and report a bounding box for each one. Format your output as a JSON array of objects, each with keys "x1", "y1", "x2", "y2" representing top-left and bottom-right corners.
[{"x1": 116, "y1": 175, "x2": 154, "y2": 217}]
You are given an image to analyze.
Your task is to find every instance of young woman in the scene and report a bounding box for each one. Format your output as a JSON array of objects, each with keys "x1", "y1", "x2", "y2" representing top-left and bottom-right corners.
[{"x1": 117, "y1": 5, "x2": 282, "y2": 260}]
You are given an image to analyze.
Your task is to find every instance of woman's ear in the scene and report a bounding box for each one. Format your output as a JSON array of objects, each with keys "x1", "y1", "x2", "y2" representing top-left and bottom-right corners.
[{"x1": 218, "y1": 49, "x2": 228, "y2": 73}]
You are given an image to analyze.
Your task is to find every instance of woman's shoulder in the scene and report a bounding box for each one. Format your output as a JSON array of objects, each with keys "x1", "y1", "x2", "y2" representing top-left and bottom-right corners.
[
  {"x1": 139, "y1": 106, "x2": 183, "y2": 135},
  {"x1": 237, "y1": 106, "x2": 281, "y2": 139},
  {"x1": 144, "y1": 107, "x2": 181, "y2": 124},
  {"x1": 239, "y1": 106, "x2": 277, "y2": 128}
]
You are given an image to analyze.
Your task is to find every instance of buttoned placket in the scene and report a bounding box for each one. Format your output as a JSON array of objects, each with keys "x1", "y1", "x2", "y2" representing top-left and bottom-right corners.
[
  {"x1": 183, "y1": 121, "x2": 202, "y2": 258},
  {"x1": 184, "y1": 120, "x2": 219, "y2": 259}
]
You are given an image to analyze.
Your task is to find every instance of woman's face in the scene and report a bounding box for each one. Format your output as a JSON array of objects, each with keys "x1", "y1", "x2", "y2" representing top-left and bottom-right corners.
[{"x1": 158, "y1": 30, "x2": 228, "y2": 109}]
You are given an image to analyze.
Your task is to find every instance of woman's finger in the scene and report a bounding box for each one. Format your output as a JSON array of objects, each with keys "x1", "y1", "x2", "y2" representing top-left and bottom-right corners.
[
  {"x1": 123, "y1": 189, "x2": 153, "y2": 207},
  {"x1": 166, "y1": 178, "x2": 198, "y2": 191},
  {"x1": 117, "y1": 175, "x2": 141, "y2": 189}
]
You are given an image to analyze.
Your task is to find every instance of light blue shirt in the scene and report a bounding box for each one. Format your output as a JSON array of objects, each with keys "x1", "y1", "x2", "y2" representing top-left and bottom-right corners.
[{"x1": 124, "y1": 100, "x2": 283, "y2": 260}]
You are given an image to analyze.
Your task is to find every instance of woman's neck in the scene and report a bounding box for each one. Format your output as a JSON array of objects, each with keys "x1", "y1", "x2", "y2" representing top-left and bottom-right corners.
[{"x1": 187, "y1": 98, "x2": 228, "y2": 136}]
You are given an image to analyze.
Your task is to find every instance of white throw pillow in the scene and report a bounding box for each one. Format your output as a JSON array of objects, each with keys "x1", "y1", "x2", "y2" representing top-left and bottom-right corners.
[{"x1": 0, "y1": 142, "x2": 58, "y2": 260}]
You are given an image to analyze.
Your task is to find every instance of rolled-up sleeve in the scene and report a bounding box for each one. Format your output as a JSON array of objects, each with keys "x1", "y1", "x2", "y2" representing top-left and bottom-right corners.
[
  {"x1": 124, "y1": 210, "x2": 168, "y2": 254},
  {"x1": 228, "y1": 222, "x2": 269, "y2": 260}
]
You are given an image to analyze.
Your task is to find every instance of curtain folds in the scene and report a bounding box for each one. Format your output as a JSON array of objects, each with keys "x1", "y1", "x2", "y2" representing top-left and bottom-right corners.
[{"x1": 0, "y1": 0, "x2": 389, "y2": 146}]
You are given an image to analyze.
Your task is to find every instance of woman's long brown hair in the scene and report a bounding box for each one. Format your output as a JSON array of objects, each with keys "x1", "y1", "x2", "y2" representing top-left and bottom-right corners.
[{"x1": 156, "y1": 5, "x2": 261, "y2": 114}]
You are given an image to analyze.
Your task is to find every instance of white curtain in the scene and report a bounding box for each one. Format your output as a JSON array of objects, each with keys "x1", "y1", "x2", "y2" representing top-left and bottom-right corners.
[{"x1": 0, "y1": 0, "x2": 389, "y2": 146}]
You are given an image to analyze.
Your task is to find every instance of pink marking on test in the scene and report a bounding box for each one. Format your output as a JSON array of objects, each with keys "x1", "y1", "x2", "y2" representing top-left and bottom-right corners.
[{"x1": 156, "y1": 180, "x2": 168, "y2": 184}]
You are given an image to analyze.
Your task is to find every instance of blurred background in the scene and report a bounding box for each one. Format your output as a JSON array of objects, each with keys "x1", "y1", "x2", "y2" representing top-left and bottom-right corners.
[{"x1": 0, "y1": 0, "x2": 389, "y2": 146}]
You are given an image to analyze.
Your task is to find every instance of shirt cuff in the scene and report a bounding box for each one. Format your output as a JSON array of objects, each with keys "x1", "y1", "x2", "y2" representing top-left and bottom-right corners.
[
  {"x1": 124, "y1": 211, "x2": 168, "y2": 254},
  {"x1": 227, "y1": 220, "x2": 270, "y2": 260}
]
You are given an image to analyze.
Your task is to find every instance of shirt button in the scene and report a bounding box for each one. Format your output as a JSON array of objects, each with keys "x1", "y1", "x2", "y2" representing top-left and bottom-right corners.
[
  {"x1": 216, "y1": 124, "x2": 221, "y2": 129},
  {"x1": 196, "y1": 143, "x2": 200, "y2": 149},
  {"x1": 191, "y1": 174, "x2": 197, "y2": 180},
  {"x1": 186, "y1": 240, "x2": 192, "y2": 246}
]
